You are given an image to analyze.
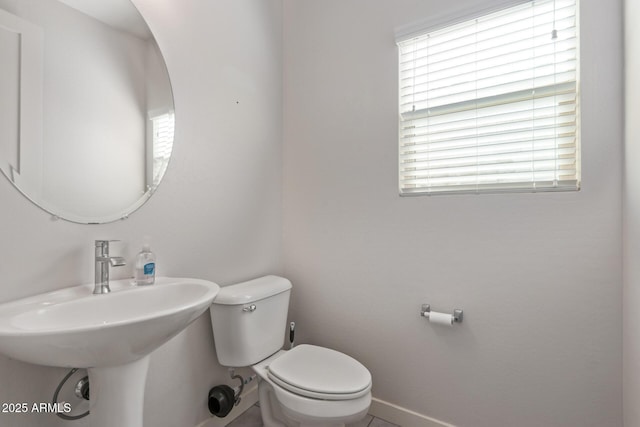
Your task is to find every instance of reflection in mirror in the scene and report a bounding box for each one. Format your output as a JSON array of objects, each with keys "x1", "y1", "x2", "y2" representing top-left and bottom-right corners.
[{"x1": 0, "y1": 0, "x2": 174, "y2": 223}]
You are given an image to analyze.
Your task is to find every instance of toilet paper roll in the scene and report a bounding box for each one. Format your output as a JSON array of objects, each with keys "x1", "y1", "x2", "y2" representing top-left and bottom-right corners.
[{"x1": 429, "y1": 311, "x2": 454, "y2": 326}]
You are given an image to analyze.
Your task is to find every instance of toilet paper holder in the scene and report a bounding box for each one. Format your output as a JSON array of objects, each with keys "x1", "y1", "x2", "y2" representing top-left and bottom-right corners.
[{"x1": 420, "y1": 304, "x2": 463, "y2": 323}]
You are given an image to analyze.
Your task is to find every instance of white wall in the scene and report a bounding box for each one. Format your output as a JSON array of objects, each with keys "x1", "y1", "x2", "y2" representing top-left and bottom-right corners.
[
  {"x1": 624, "y1": 0, "x2": 640, "y2": 425},
  {"x1": 0, "y1": 0, "x2": 283, "y2": 426},
  {"x1": 282, "y1": 1, "x2": 623, "y2": 426}
]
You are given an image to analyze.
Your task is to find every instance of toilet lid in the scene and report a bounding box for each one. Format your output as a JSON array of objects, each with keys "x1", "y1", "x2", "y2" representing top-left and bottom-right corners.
[{"x1": 267, "y1": 344, "x2": 371, "y2": 401}]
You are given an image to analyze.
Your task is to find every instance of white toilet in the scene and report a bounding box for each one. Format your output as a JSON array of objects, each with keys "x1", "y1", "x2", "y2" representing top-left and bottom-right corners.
[{"x1": 210, "y1": 275, "x2": 372, "y2": 427}]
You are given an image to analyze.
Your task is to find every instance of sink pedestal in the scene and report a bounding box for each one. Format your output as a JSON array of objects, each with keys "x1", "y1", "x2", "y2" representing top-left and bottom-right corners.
[{"x1": 88, "y1": 356, "x2": 150, "y2": 427}]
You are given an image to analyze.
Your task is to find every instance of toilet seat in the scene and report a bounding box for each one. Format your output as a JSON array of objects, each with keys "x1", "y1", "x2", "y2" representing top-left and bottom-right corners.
[{"x1": 267, "y1": 344, "x2": 371, "y2": 401}]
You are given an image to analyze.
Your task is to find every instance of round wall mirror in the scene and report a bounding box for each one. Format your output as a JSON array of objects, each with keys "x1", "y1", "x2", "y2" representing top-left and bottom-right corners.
[{"x1": 0, "y1": 0, "x2": 174, "y2": 223}]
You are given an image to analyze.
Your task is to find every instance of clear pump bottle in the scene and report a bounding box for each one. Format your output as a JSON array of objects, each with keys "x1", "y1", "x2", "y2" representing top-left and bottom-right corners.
[{"x1": 134, "y1": 243, "x2": 156, "y2": 285}]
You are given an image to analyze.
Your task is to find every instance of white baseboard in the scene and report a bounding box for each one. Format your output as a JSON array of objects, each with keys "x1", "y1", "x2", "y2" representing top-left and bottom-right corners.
[
  {"x1": 195, "y1": 385, "x2": 259, "y2": 427},
  {"x1": 369, "y1": 397, "x2": 455, "y2": 427}
]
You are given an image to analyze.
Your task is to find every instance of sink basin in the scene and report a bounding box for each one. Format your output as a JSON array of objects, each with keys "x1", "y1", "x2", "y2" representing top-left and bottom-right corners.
[
  {"x1": 0, "y1": 277, "x2": 219, "y2": 367},
  {"x1": 0, "y1": 277, "x2": 219, "y2": 427}
]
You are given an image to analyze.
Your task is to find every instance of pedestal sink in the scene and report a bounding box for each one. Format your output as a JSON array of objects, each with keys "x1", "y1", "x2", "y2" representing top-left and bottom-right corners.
[{"x1": 0, "y1": 277, "x2": 219, "y2": 426}]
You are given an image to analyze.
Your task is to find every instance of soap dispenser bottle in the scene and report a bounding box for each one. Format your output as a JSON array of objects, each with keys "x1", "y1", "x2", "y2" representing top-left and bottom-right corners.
[{"x1": 134, "y1": 243, "x2": 156, "y2": 285}]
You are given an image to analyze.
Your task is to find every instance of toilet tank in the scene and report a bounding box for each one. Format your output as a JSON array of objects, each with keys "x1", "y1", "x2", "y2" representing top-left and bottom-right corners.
[{"x1": 210, "y1": 275, "x2": 292, "y2": 367}]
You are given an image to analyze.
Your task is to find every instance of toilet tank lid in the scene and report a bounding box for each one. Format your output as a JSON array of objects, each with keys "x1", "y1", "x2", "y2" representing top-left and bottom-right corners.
[{"x1": 213, "y1": 275, "x2": 292, "y2": 305}]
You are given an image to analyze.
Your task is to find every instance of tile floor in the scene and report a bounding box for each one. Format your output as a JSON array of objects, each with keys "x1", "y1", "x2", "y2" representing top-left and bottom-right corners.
[{"x1": 227, "y1": 404, "x2": 399, "y2": 427}]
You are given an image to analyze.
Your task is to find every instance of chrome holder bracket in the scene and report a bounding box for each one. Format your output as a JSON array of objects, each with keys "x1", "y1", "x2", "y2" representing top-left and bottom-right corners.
[{"x1": 420, "y1": 304, "x2": 463, "y2": 323}]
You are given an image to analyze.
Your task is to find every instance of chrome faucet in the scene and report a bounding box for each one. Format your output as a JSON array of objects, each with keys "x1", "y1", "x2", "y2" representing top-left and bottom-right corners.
[{"x1": 94, "y1": 240, "x2": 126, "y2": 294}]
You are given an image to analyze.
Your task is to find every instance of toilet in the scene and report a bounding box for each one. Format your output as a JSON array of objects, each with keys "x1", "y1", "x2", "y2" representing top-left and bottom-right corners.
[{"x1": 210, "y1": 275, "x2": 372, "y2": 427}]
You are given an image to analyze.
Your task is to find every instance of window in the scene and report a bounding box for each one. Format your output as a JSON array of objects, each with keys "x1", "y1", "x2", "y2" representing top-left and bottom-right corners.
[
  {"x1": 397, "y1": 0, "x2": 579, "y2": 195},
  {"x1": 150, "y1": 111, "x2": 174, "y2": 190}
]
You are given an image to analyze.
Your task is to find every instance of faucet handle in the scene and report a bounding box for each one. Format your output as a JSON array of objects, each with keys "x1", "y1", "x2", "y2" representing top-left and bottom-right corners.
[
  {"x1": 95, "y1": 240, "x2": 122, "y2": 258},
  {"x1": 95, "y1": 239, "x2": 120, "y2": 246}
]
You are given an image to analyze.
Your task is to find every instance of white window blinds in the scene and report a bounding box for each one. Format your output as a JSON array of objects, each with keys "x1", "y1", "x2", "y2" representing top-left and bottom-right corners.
[
  {"x1": 151, "y1": 111, "x2": 174, "y2": 189},
  {"x1": 398, "y1": 0, "x2": 579, "y2": 195}
]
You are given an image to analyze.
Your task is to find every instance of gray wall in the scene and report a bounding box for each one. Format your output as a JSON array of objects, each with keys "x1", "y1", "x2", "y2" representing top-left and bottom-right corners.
[
  {"x1": 0, "y1": 0, "x2": 283, "y2": 426},
  {"x1": 624, "y1": 0, "x2": 640, "y2": 425},
  {"x1": 282, "y1": 1, "x2": 623, "y2": 426}
]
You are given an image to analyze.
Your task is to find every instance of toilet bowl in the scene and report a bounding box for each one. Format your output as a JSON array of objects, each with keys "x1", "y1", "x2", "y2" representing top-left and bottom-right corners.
[
  {"x1": 255, "y1": 346, "x2": 371, "y2": 427},
  {"x1": 209, "y1": 276, "x2": 372, "y2": 427}
]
